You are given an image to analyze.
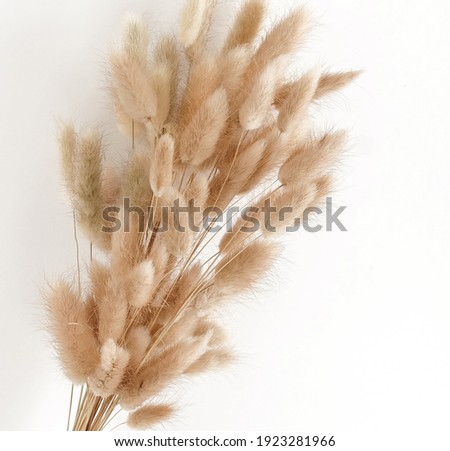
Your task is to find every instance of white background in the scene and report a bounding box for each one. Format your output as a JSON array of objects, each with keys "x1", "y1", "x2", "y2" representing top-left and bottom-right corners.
[{"x1": 0, "y1": 0, "x2": 449, "y2": 449}]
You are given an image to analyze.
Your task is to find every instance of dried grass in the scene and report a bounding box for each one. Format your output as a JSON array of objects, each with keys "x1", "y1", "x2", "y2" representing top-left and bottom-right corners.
[{"x1": 47, "y1": 0, "x2": 358, "y2": 430}]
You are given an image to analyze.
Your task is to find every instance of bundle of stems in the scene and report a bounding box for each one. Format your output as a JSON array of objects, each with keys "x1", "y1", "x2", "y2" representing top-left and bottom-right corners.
[{"x1": 46, "y1": 0, "x2": 357, "y2": 430}]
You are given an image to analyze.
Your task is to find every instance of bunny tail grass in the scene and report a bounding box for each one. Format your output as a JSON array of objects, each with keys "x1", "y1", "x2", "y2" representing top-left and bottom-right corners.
[
  {"x1": 127, "y1": 404, "x2": 174, "y2": 430},
  {"x1": 46, "y1": 0, "x2": 357, "y2": 431}
]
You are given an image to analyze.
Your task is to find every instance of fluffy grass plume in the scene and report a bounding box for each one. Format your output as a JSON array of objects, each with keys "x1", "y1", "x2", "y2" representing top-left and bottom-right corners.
[
  {"x1": 223, "y1": 0, "x2": 266, "y2": 51},
  {"x1": 48, "y1": 0, "x2": 358, "y2": 430},
  {"x1": 127, "y1": 404, "x2": 174, "y2": 430}
]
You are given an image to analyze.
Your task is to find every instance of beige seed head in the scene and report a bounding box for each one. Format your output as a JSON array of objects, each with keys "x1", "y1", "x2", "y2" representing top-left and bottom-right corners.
[
  {"x1": 149, "y1": 133, "x2": 175, "y2": 198},
  {"x1": 179, "y1": 87, "x2": 229, "y2": 165},
  {"x1": 88, "y1": 339, "x2": 130, "y2": 397},
  {"x1": 223, "y1": 0, "x2": 266, "y2": 52},
  {"x1": 215, "y1": 240, "x2": 280, "y2": 295},
  {"x1": 278, "y1": 131, "x2": 347, "y2": 186},
  {"x1": 239, "y1": 61, "x2": 279, "y2": 130},
  {"x1": 127, "y1": 404, "x2": 174, "y2": 430},
  {"x1": 179, "y1": 0, "x2": 207, "y2": 48},
  {"x1": 127, "y1": 260, "x2": 156, "y2": 308}
]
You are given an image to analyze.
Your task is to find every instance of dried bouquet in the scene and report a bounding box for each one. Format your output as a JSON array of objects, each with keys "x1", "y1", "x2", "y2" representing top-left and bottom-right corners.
[{"x1": 45, "y1": 0, "x2": 358, "y2": 430}]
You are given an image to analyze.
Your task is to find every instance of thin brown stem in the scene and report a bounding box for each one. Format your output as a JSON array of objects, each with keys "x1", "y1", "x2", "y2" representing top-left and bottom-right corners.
[{"x1": 67, "y1": 383, "x2": 74, "y2": 431}]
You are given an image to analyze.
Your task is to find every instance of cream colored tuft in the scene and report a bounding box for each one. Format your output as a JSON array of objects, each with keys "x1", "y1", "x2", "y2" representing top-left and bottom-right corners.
[
  {"x1": 179, "y1": 0, "x2": 207, "y2": 48},
  {"x1": 128, "y1": 404, "x2": 174, "y2": 430}
]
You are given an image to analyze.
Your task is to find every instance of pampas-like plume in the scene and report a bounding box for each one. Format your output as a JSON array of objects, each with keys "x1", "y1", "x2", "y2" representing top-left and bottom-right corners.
[
  {"x1": 127, "y1": 260, "x2": 156, "y2": 308},
  {"x1": 127, "y1": 404, "x2": 174, "y2": 430},
  {"x1": 48, "y1": 0, "x2": 357, "y2": 431},
  {"x1": 122, "y1": 15, "x2": 149, "y2": 62},
  {"x1": 110, "y1": 17, "x2": 157, "y2": 124},
  {"x1": 97, "y1": 276, "x2": 129, "y2": 344},
  {"x1": 239, "y1": 61, "x2": 279, "y2": 130},
  {"x1": 73, "y1": 131, "x2": 103, "y2": 219},
  {"x1": 120, "y1": 334, "x2": 212, "y2": 409},
  {"x1": 214, "y1": 240, "x2": 280, "y2": 295},
  {"x1": 179, "y1": 0, "x2": 207, "y2": 48},
  {"x1": 315, "y1": 70, "x2": 361, "y2": 100},
  {"x1": 126, "y1": 326, "x2": 152, "y2": 367},
  {"x1": 183, "y1": 0, "x2": 217, "y2": 59},
  {"x1": 185, "y1": 348, "x2": 234, "y2": 374},
  {"x1": 253, "y1": 8, "x2": 311, "y2": 65},
  {"x1": 45, "y1": 280, "x2": 99, "y2": 383},
  {"x1": 123, "y1": 149, "x2": 152, "y2": 208},
  {"x1": 236, "y1": 130, "x2": 290, "y2": 194},
  {"x1": 110, "y1": 54, "x2": 157, "y2": 123},
  {"x1": 259, "y1": 182, "x2": 317, "y2": 235},
  {"x1": 58, "y1": 127, "x2": 108, "y2": 247},
  {"x1": 276, "y1": 70, "x2": 360, "y2": 108},
  {"x1": 152, "y1": 35, "x2": 180, "y2": 124},
  {"x1": 277, "y1": 69, "x2": 320, "y2": 133},
  {"x1": 223, "y1": 0, "x2": 266, "y2": 52},
  {"x1": 158, "y1": 188, "x2": 195, "y2": 257},
  {"x1": 88, "y1": 339, "x2": 130, "y2": 396},
  {"x1": 149, "y1": 133, "x2": 175, "y2": 197},
  {"x1": 177, "y1": 56, "x2": 221, "y2": 127},
  {"x1": 236, "y1": 7, "x2": 310, "y2": 102},
  {"x1": 219, "y1": 45, "x2": 251, "y2": 95},
  {"x1": 232, "y1": 138, "x2": 267, "y2": 194},
  {"x1": 148, "y1": 64, "x2": 172, "y2": 133},
  {"x1": 278, "y1": 131, "x2": 347, "y2": 186},
  {"x1": 58, "y1": 123, "x2": 76, "y2": 194},
  {"x1": 179, "y1": 87, "x2": 229, "y2": 165},
  {"x1": 209, "y1": 138, "x2": 267, "y2": 208}
]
